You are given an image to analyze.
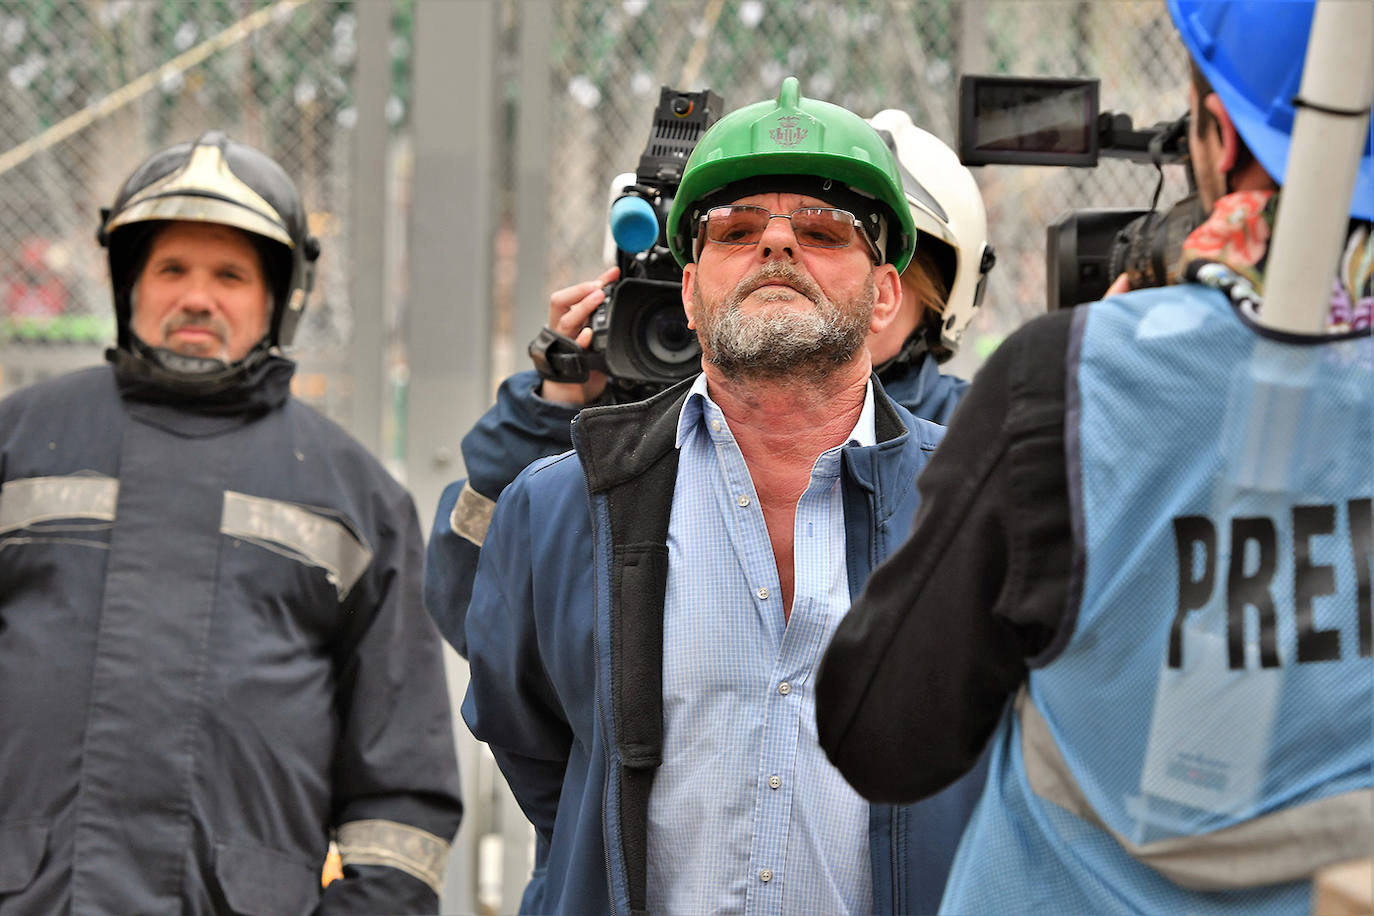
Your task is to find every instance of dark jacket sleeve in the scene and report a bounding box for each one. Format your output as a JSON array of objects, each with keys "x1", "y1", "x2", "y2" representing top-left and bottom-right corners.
[
  {"x1": 423, "y1": 480, "x2": 480, "y2": 656},
  {"x1": 460, "y1": 457, "x2": 578, "y2": 843},
  {"x1": 462, "y1": 370, "x2": 581, "y2": 502},
  {"x1": 318, "y1": 865, "x2": 438, "y2": 914},
  {"x1": 423, "y1": 370, "x2": 580, "y2": 655},
  {"x1": 322, "y1": 485, "x2": 464, "y2": 913},
  {"x1": 817, "y1": 309, "x2": 1079, "y2": 804}
]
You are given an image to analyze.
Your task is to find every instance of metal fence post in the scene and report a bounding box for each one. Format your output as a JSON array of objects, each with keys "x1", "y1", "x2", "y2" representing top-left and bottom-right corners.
[
  {"x1": 959, "y1": 0, "x2": 989, "y2": 75},
  {"x1": 407, "y1": 0, "x2": 500, "y2": 911},
  {"x1": 510, "y1": 0, "x2": 556, "y2": 360},
  {"x1": 502, "y1": 8, "x2": 556, "y2": 899},
  {"x1": 350, "y1": 0, "x2": 391, "y2": 456}
]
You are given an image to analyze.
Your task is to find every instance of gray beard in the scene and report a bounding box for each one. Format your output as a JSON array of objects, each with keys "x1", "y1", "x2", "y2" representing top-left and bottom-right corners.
[{"x1": 694, "y1": 261, "x2": 874, "y2": 383}]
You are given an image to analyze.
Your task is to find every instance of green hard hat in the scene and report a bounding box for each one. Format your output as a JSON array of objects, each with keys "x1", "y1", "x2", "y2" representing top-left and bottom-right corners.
[{"x1": 667, "y1": 76, "x2": 916, "y2": 273}]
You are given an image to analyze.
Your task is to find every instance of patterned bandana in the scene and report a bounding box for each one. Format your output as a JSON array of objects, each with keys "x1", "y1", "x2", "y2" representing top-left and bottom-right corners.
[{"x1": 1180, "y1": 190, "x2": 1374, "y2": 332}]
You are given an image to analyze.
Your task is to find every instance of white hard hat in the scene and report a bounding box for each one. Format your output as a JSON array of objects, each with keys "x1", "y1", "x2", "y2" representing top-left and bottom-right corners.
[{"x1": 867, "y1": 110, "x2": 996, "y2": 355}]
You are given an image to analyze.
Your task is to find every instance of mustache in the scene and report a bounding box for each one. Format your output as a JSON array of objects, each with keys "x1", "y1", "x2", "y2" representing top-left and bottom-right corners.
[
  {"x1": 161, "y1": 311, "x2": 229, "y2": 341},
  {"x1": 730, "y1": 261, "x2": 826, "y2": 305}
]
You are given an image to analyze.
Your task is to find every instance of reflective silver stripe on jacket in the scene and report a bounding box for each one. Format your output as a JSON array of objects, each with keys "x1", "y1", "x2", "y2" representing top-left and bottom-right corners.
[
  {"x1": 1018, "y1": 687, "x2": 1374, "y2": 890},
  {"x1": 450, "y1": 482, "x2": 495, "y2": 547},
  {"x1": 335, "y1": 819, "x2": 450, "y2": 893},
  {"x1": 220, "y1": 491, "x2": 372, "y2": 600},
  {"x1": 0, "y1": 476, "x2": 118, "y2": 533}
]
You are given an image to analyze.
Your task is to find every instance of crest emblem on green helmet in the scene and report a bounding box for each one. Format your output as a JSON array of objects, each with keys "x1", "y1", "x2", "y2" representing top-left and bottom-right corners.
[{"x1": 771, "y1": 116, "x2": 809, "y2": 148}]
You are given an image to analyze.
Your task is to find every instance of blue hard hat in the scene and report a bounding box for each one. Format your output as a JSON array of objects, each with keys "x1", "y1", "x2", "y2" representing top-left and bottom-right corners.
[{"x1": 1168, "y1": 0, "x2": 1373, "y2": 221}]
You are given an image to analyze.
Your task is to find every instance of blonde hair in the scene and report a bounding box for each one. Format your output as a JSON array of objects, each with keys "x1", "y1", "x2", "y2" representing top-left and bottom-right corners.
[{"x1": 906, "y1": 248, "x2": 949, "y2": 316}]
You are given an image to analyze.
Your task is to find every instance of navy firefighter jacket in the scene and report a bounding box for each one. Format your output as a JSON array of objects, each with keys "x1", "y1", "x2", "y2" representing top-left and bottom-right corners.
[{"x1": 0, "y1": 356, "x2": 462, "y2": 915}]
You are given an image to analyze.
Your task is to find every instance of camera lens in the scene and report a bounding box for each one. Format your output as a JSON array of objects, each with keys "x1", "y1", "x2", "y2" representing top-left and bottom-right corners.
[
  {"x1": 642, "y1": 303, "x2": 700, "y2": 368},
  {"x1": 602, "y1": 277, "x2": 700, "y2": 384}
]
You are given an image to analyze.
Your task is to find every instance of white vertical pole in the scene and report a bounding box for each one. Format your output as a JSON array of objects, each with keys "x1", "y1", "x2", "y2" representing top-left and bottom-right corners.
[{"x1": 1261, "y1": 0, "x2": 1374, "y2": 334}]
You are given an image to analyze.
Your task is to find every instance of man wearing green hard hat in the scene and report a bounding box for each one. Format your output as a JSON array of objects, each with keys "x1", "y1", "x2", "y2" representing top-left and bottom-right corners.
[{"x1": 461, "y1": 77, "x2": 986, "y2": 914}]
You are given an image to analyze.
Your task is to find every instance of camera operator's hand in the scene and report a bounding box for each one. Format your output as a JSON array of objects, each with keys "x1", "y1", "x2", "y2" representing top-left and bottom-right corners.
[
  {"x1": 1103, "y1": 272, "x2": 1132, "y2": 298},
  {"x1": 539, "y1": 265, "x2": 620, "y2": 406}
]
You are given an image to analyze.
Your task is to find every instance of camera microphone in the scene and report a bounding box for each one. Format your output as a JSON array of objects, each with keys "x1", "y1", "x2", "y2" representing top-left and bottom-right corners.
[
  {"x1": 609, "y1": 195, "x2": 659, "y2": 254},
  {"x1": 532, "y1": 87, "x2": 722, "y2": 392}
]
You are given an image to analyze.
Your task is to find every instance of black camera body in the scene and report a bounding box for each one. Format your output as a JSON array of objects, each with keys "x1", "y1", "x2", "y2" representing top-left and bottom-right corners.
[
  {"x1": 1046, "y1": 197, "x2": 1205, "y2": 308},
  {"x1": 530, "y1": 87, "x2": 722, "y2": 393},
  {"x1": 958, "y1": 75, "x2": 1202, "y2": 310}
]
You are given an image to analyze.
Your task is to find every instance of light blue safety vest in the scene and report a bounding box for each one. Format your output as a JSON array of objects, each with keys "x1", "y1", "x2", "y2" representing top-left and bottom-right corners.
[{"x1": 941, "y1": 284, "x2": 1374, "y2": 915}]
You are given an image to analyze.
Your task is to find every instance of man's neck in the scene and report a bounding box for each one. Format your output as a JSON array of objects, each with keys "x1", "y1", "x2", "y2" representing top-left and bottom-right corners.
[
  {"x1": 702, "y1": 354, "x2": 871, "y2": 469},
  {"x1": 700, "y1": 353, "x2": 872, "y2": 623}
]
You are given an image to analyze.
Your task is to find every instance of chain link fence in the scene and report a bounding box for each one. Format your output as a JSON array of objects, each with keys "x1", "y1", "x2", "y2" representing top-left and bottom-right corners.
[
  {"x1": 0, "y1": 0, "x2": 394, "y2": 415},
  {"x1": 1, "y1": 1, "x2": 1198, "y2": 911},
  {"x1": 535, "y1": 0, "x2": 1192, "y2": 376},
  {"x1": 1, "y1": 0, "x2": 1191, "y2": 416}
]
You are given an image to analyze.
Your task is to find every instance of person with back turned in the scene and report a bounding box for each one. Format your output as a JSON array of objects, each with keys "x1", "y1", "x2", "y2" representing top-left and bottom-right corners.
[{"x1": 817, "y1": 2, "x2": 1373, "y2": 912}]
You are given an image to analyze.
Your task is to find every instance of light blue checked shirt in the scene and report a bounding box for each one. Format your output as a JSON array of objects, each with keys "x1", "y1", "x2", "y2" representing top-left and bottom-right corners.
[{"x1": 645, "y1": 374, "x2": 875, "y2": 915}]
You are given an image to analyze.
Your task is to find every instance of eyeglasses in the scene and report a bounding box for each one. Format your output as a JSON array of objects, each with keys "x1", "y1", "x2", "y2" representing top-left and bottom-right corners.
[{"x1": 695, "y1": 205, "x2": 880, "y2": 262}]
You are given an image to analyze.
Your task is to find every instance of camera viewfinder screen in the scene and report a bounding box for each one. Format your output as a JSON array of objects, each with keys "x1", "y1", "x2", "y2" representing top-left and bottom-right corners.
[{"x1": 959, "y1": 76, "x2": 1099, "y2": 167}]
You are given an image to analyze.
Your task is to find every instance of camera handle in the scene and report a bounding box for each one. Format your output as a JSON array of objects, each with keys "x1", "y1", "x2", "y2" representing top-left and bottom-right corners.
[
  {"x1": 528, "y1": 326, "x2": 593, "y2": 383},
  {"x1": 1147, "y1": 147, "x2": 1166, "y2": 214},
  {"x1": 1145, "y1": 114, "x2": 1191, "y2": 212}
]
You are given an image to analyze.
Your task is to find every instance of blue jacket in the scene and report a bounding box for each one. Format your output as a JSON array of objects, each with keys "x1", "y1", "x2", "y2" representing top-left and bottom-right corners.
[
  {"x1": 425, "y1": 353, "x2": 966, "y2": 657},
  {"x1": 877, "y1": 351, "x2": 969, "y2": 426},
  {"x1": 948, "y1": 286, "x2": 1373, "y2": 915},
  {"x1": 424, "y1": 370, "x2": 584, "y2": 655},
  {"x1": 461, "y1": 376, "x2": 988, "y2": 914}
]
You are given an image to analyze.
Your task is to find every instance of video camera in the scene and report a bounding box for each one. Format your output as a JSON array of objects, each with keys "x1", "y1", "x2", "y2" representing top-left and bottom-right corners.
[
  {"x1": 530, "y1": 86, "x2": 723, "y2": 393},
  {"x1": 958, "y1": 75, "x2": 1203, "y2": 310}
]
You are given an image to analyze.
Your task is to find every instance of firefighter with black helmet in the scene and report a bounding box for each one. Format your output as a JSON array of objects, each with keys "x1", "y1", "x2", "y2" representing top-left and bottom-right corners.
[
  {"x1": 0, "y1": 131, "x2": 462, "y2": 912},
  {"x1": 99, "y1": 129, "x2": 320, "y2": 384}
]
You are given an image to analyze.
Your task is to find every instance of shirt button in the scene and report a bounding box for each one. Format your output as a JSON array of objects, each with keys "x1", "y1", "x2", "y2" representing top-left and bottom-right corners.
[
  {"x1": 759, "y1": 869, "x2": 773, "y2": 883},
  {"x1": 769, "y1": 775, "x2": 781, "y2": 789},
  {"x1": 756, "y1": 587, "x2": 769, "y2": 600},
  {"x1": 737, "y1": 495, "x2": 750, "y2": 507},
  {"x1": 777, "y1": 681, "x2": 791, "y2": 695},
  {"x1": 711, "y1": 419, "x2": 722, "y2": 432}
]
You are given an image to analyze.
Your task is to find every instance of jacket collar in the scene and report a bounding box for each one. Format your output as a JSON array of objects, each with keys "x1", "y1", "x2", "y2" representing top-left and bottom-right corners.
[
  {"x1": 573, "y1": 372, "x2": 915, "y2": 494},
  {"x1": 573, "y1": 376, "x2": 697, "y2": 494}
]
